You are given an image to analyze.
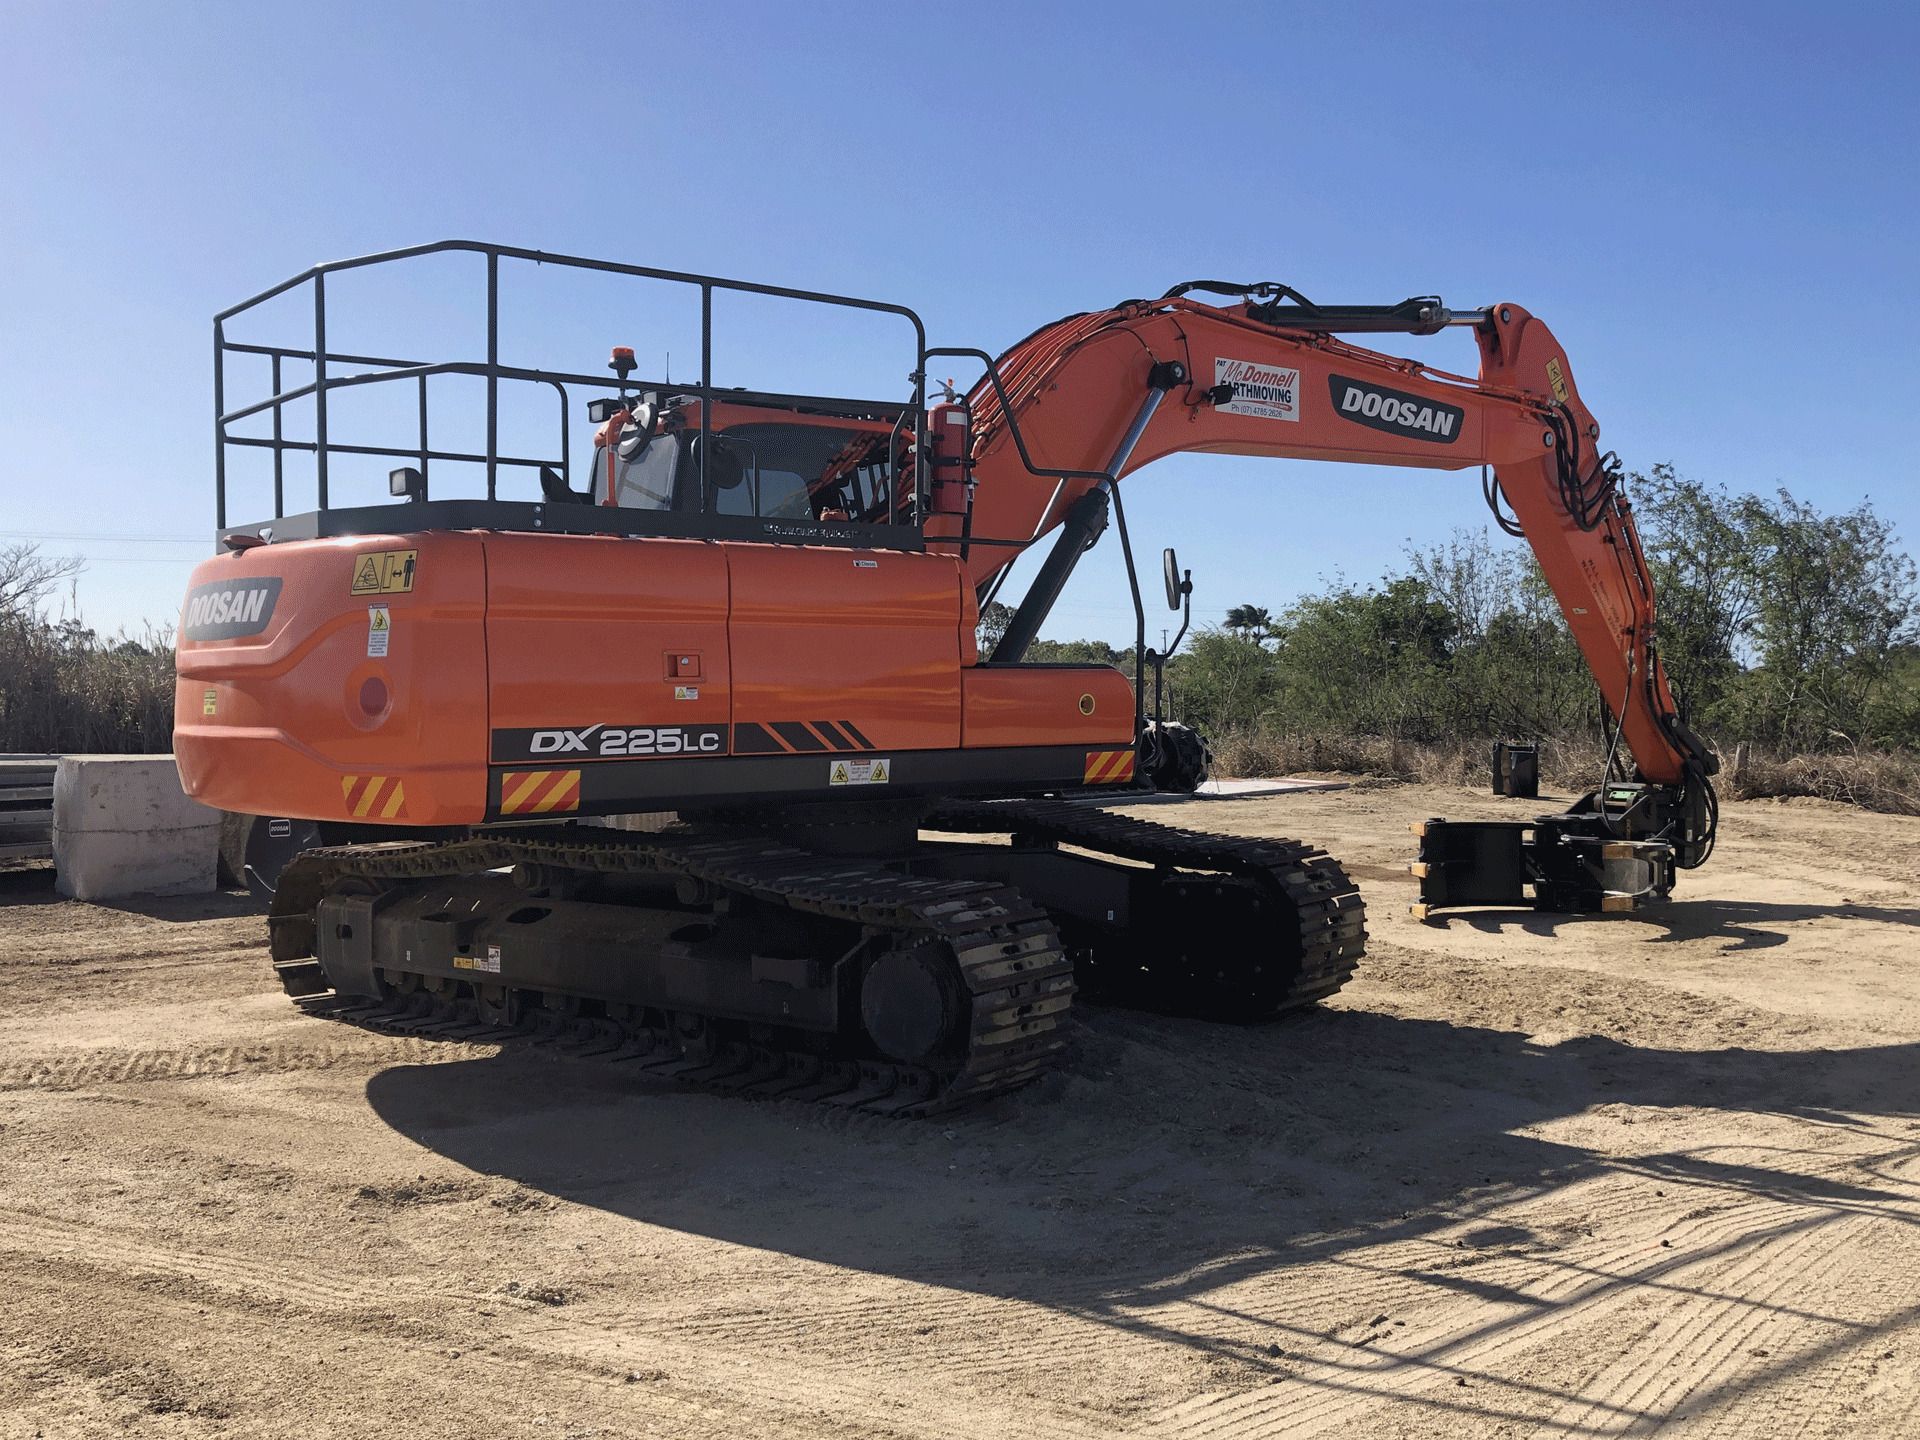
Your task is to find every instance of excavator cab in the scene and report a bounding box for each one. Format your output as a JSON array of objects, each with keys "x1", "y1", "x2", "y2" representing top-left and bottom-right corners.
[{"x1": 582, "y1": 397, "x2": 913, "y2": 525}]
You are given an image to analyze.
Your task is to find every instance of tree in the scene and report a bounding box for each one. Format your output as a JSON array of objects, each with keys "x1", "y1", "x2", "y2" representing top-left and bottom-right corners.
[
  {"x1": 1169, "y1": 628, "x2": 1280, "y2": 733},
  {"x1": 1404, "y1": 528, "x2": 1528, "y2": 642},
  {"x1": 1739, "y1": 489, "x2": 1918, "y2": 746},
  {"x1": 1223, "y1": 603, "x2": 1273, "y2": 639},
  {"x1": 1627, "y1": 470, "x2": 1917, "y2": 748},
  {"x1": 1268, "y1": 578, "x2": 1456, "y2": 739},
  {"x1": 1628, "y1": 465, "x2": 1761, "y2": 725},
  {"x1": 0, "y1": 543, "x2": 83, "y2": 619},
  {"x1": 976, "y1": 600, "x2": 1014, "y2": 654}
]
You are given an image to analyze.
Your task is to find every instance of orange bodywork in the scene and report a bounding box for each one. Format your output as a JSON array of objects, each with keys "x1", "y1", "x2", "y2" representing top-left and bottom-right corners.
[
  {"x1": 175, "y1": 531, "x2": 1131, "y2": 825},
  {"x1": 178, "y1": 284, "x2": 1705, "y2": 825}
]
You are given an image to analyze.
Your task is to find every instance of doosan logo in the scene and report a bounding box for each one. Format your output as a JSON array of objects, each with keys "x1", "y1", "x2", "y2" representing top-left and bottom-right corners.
[
  {"x1": 1328, "y1": 376, "x2": 1464, "y2": 444},
  {"x1": 181, "y1": 578, "x2": 282, "y2": 641},
  {"x1": 187, "y1": 589, "x2": 270, "y2": 629}
]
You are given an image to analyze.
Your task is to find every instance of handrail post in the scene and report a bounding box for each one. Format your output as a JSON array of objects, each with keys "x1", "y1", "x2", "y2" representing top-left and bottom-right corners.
[
  {"x1": 699, "y1": 283, "x2": 712, "y2": 512},
  {"x1": 213, "y1": 321, "x2": 227, "y2": 531},
  {"x1": 486, "y1": 251, "x2": 499, "y2": 499},
  {"x1": 271, "y1": 353, "x2": 285, "y2": 518},
  {"x1": 313, "y1": 273, "x2": 329, "y2": 509},
  {"x1": 417, "y1": 373, "x2": 430, "y2": 500}
]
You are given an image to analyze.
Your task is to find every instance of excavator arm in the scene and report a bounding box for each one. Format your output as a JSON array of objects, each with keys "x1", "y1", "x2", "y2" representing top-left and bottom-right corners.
[{"x1": 931, "y1": 285, "x2": 1719, "y2": 912}]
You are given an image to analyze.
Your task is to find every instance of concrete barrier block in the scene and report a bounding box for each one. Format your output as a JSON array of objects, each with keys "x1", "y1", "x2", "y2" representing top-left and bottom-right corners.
[{"x1": 53, "y1": 755, "x2": 222, "y2": 900}]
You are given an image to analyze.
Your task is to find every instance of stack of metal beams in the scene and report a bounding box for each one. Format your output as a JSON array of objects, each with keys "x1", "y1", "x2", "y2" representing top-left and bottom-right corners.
[{"x1": 0, "y1": 755, "x2": 58, "y2": 861}]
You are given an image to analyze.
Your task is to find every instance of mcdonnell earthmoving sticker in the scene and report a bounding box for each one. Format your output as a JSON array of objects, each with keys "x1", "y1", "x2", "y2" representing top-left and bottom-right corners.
[
  {"x1": 829, "y1": 757, "x2": 890, "y2": 786},
  {"x1": 1327, "y1": 375, "x2": 1464, "y2": 444},
  {"x1": 367, "y1": 605, "x2": 391, "y2": 658},
  {"x1": 1215, "y1": 358, "x2": 1301, "y2": 421},
  {"x1": 181, "y1": 577, "x2": 282, "y2": 641},
  {"x1": 350, "y1": 548, "x2": 418, "y2": 595}
]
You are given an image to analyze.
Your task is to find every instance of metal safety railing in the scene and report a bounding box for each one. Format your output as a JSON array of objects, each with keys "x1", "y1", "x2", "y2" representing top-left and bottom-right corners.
[{"x1": 213, "y1": 240, "x2": 930, "y2": 530}]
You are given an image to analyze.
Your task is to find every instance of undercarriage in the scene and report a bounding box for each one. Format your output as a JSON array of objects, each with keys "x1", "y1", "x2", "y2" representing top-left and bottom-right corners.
[{"x1": 267, "y1": 799, "x2": 1366, "y2": 1114}]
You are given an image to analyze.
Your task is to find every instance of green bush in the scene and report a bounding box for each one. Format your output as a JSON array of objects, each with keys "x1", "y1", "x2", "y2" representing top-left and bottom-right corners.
[{"x1": 1144, "y1": 469, "x2": 1918, "y2": 809}]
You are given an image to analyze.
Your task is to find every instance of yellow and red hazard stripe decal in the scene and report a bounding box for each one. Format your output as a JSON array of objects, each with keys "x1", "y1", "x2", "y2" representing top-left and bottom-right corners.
[
  {"x1": 1083, "y1": 749, "x2": 1136, "y2": 784},
  {"x1": 340, "y1": 774, "x2": 408, "y2": 819},
  {"x1": 499, "y1": 768, "x2": 582, "y2": 816}
]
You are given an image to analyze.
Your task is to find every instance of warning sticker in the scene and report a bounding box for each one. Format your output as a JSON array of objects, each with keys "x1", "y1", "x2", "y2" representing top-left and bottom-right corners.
[
  {"x1": 454, "y1": 945, "x2": 503, "y2": 975},
  {"x1": 201, "y1": 688, "x2": 217, "y2": 716},
  {"x1": 1546, "y1": 356, "x2": 1570, "y2": 405},
  {"x1": 350, "y1": 548, "x2": 418, "y2": 595},
  {"x1": 1215, "y1": 358, "x2": 1302, "y2": 421},
  {"x1": 674, "y1": 685, "x2": 699, "y2": 701},
  {"x1": 830, "y1": 757, "x2": 891, "y2": 786},
  {"x1": 367, "y1": 605, "x2": 390, "y2": 658}
]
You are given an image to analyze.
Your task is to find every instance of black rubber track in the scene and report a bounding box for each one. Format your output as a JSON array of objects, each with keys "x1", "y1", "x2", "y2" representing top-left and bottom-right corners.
[
  {"x1": 926, "y1": 797, "x2": 1367, "y2": 1020},
  {"x1": 265, "y1": 800, "x2": 1367, "y2": 1112},
  {"x1": 268, "y1": 826, "x2": 1072, "y2": 1116}
]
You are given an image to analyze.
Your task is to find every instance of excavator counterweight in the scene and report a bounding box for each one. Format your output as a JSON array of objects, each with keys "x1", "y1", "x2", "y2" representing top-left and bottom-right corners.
[{"x1": 177, "y1": 242, "x2": 1717, "y2": 1111}]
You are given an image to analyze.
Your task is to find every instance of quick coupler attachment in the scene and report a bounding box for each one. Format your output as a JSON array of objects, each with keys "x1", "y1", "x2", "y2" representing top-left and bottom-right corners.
[{"x1": 1408, "y1": 809, "x2": 1677, "y2": 919}]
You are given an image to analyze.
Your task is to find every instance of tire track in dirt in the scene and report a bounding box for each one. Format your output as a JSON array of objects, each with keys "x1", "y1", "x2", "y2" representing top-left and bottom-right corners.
[
  {"x1": 0, "y1": 1208, "x2": 450, "y2": 1313},
  {"x1": 0, "y1": 1033, "x2": 496, "y2": 1091},
  {"x1": 639, "y1": 1167, "x2": 1815, "y2": 1396},
  {"x1": 0, "y1": 1207, "x2": 1115, "y2": 1440},
  {"x1": 1529, "y1": 1212, "x2": 1870, "y2": 1435},
  {"x1": 1139, "y1": 1158, "x2": 1917, "y2": 1440},
  {"x1": 0, "y1": 1267, "x2": 768, "y2": 1440},
  {"x1": 1560, "y1": 1210, "x2": 1920, "y2": 1439},
  {"x1": 1144, "y1": 1209, "x2": 1812, "y2": 1437}
]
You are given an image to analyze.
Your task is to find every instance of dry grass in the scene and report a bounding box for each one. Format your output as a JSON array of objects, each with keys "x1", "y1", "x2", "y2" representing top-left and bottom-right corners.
[
  {"x1": 1211, "y1": 727, "x2": 1920, "y2": 816},
  {"x1": 1210, "y1": 730, "x2": 1610, "y2": 791},
  {"x1": 0, "y1": 619, "x2": 175, "y2": 754},
  {"x1": 1725, "y1": 746, "x2": 1920, "y2": 816}
]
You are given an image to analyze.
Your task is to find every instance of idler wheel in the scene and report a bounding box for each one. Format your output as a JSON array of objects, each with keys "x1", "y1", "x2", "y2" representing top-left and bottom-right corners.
[{"x1": 861, "y1": 943, "x2": 962, "y2": 1065}]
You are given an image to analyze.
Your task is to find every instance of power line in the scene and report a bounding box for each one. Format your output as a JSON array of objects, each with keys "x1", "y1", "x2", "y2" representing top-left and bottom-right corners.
[
  {"x1": 31, "y1": 555, "x2": 204, "y2": 565},
  {"x1": 1, "y1": 532, "x2": 204, "y2": 544}
]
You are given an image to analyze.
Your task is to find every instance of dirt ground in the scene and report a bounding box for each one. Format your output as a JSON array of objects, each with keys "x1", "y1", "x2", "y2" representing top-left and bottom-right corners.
[{"x1": 2, "y1": 783, "x2": 1918, "y2": 1439}]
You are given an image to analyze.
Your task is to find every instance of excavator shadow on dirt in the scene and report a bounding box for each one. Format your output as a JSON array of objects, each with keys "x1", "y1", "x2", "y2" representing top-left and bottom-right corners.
[
  {"x1": 1448, "y1": 898, "x2": 1920, "y2": 953},
  {"x1": 365, "y1": 999, "x2": 1920, "y2": 1419}
]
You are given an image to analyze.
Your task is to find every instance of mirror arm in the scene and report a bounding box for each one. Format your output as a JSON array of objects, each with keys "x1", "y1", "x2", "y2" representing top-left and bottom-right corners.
[{"x1": 1169, "y1": 571, "x2": 1193, "y2": 655}]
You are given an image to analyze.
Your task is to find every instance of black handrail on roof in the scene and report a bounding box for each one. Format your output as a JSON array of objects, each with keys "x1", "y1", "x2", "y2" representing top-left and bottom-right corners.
[{"x1": 213, "y1": 240, "x2": 931, "y2": 531}]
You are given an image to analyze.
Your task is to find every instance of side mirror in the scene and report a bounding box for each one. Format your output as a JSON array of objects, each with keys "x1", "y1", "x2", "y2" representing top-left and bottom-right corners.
[
  {"x1": 615, "y1": 394, "x2": 662, "y2": 463},
  {"x1": 1162, "y1": 547, "x2": 1183, "y2": 611},
  {"x1": 693, "y1": 434, "x2": 748, "y2": 490},
  {"x1": 588, "y1": 391, "x2": 660, "y2": 432},
  {"x1": 629, "y1": 392, "x2": 660, "y2": 440}
]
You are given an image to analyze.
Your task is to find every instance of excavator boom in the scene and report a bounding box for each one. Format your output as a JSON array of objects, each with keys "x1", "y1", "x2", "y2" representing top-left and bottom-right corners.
[{"x1": 938, "y1": 290, "x2": 1709, "y2": 792}]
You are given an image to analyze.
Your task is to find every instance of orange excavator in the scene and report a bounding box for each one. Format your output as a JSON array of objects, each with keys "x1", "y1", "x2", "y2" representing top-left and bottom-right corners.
[{"x1": 175, "y1": 243, "x2": 1719, "y2": 1112}]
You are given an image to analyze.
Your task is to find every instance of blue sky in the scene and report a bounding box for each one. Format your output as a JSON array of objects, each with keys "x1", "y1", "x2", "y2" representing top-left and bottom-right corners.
[{"x1": 2, "y1": 1, "x2": 1916, "y2": 644}]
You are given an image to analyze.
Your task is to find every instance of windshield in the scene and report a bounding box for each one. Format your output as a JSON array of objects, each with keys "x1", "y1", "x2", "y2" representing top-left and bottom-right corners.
[
  {"x1": 611, "y1": 429, "x2": 676, "y2": 510},
  {"x1": 603, "y1": 417, "x2": 906, "y2": 522}
]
